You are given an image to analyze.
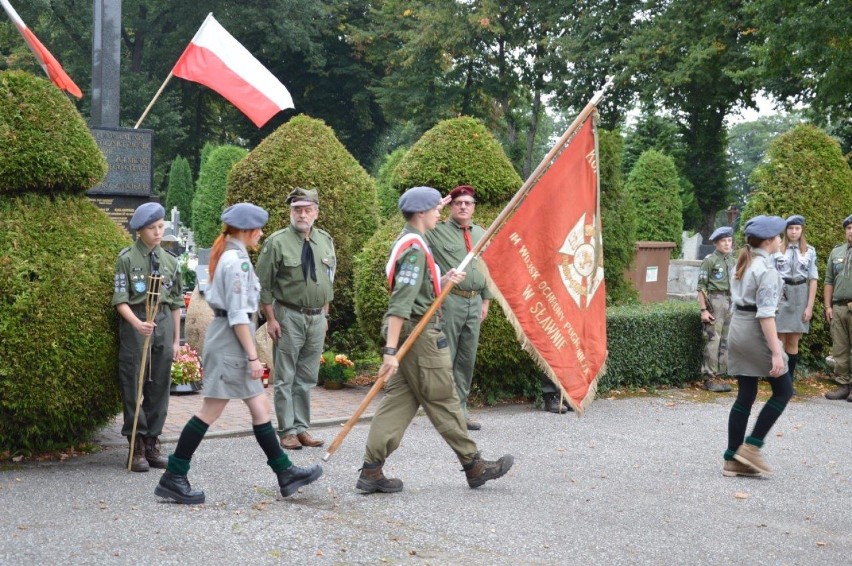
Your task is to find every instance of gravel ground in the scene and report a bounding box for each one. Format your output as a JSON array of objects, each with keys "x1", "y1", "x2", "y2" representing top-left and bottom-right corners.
[{"x1": 1, "y1": 395, "x2": 850, "y2": 565}]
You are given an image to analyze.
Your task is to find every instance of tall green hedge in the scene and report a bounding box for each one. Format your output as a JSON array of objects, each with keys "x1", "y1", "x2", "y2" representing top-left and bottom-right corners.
[
  {"x1": 227, "y1": 115, "x2": 379, "y2": 347},
  {"x1": 192, "y1": 145, "x2": 248, "y2": 248},
  {"x1": 600, "y1": 129, "x2": 638, "y2": 305},
  {"x1": 0, "y1": 70, "x2": 129, "y2": 452},
  {"x1": 392, "y1": 116, "x2": 521, "y2": 205},
  {"x1": 626, "y1": 149, "x2": 684, "y2": 257},
  {"x1": 0, "y1": 71, "x2": 107, "y2": 195},
  {"x1": 164, "y1": 156, "x2": 194, "y2": 225},
  {"x1": 741, "y1": 123, "x2": 852, "y2": 368}
]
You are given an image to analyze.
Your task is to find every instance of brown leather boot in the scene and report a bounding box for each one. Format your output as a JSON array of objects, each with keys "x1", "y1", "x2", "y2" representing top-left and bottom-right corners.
[
  {"x1": 463, "y1": 452, "x2": 514, "y2": 488},
  {"x1": 128, "y1": 436, "x2": 149, "y2": 472},
  {"x1": 144, "y1": 437, "x2": 168, "y2": 469},
  {"x1": 734, "y1": 444, "x2": 772, "y2": 475},
  {"x1": 355, "y1": 463, "x2": 403, "y2": 493}
]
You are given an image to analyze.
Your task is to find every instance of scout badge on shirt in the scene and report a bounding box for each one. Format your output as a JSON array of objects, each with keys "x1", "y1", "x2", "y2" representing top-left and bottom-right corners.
[{"x1": 712, "y1": 266, "x2": 724, "y2": 280}]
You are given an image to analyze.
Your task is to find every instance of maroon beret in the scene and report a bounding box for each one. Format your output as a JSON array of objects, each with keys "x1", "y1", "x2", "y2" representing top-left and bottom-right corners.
[{"x1": 449, "y1": 185, "x2": 476, "y2": 200}]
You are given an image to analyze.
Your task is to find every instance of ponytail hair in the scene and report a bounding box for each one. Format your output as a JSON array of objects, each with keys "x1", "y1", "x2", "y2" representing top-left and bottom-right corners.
[
  {"x1": 734, "y1": 236, "x2": 769, "y2": 280},
  {"x1": 208, "y1": 225, "x2": 239, "y2": 282}
]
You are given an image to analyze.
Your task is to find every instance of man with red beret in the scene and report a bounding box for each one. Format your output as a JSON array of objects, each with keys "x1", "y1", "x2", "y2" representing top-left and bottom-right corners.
[{"x1": 426, "y1": 185, "x2": 493, "y2": 430}]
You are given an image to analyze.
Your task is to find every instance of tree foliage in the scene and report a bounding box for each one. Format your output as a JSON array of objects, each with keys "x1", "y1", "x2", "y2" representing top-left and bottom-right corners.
[
  {"x1": 599, "y1": 129, "x2": 638, "y2": 305},
  {"x1": 0, "y1": 71, "x2": 106, "y2": 195},
  {"x1": 625, "y1": 149, "x2": 683, "y2": 256},
  {"x1": 191, "y1": 145, "x2": 247, "y2": 248},
  {"x1": 375, "y1": 147, "x2": 408, "y2": 218},
  {"x1": 741, "y1": 124, "x2": 852, "y2": 368},
  {"x1": 164, "y1": 156, "x2": 194, "y2": 225},
  {"x1": 392, "y1": 117, "x2": 521, "y2": 205}
]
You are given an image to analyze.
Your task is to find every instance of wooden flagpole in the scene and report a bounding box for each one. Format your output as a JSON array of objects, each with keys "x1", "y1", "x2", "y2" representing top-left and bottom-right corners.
[
  {"x1": 134, "y1": 71, "x2": 174, "y2": 129},
  {"x1": 321, "y1": 77, "x2": 614, "y2": 462}
]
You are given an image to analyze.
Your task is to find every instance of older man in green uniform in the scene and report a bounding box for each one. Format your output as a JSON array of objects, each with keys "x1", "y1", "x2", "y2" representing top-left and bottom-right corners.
[
  {"x1": 113, "y1": 202, "x2": 183, "y2": 472},
  {"x1": 256, "y1": 188, "x2": 336, "y2": 449},
  {"x1": 355, "y1": 186, "x2": 513, "y2": 494},
  {"x1": 698, "y1": 226, "x2": 735, "y2": 393},
  {"x1": 426, "y1": 185, "x2": 492, "y2": 430},
  {"x1": 824, "y1": 214, "x2": 852, "y2": 401}
]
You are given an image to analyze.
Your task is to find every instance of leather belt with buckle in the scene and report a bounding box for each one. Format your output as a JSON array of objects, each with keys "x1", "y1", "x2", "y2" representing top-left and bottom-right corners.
[
  {"x1": 450, "y1": 288, "x2": 480, "y2": 299},
  {"x1": 282, "y1": 303, "x2": 324, "y2": 316},
  {"x1": 783, "y1": 279, "x2": 807, "y2": 286},
  {"x1": 735, "y1": 304, "x2": 757, "y2": 312}
]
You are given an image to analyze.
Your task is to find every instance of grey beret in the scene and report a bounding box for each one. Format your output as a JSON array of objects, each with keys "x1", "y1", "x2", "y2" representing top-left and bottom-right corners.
[
  {"x1": 843, "y1": 215, "x2": 852, "y2": 229},
  {"x1": 286, "y1": 187, "x2": 319, "y2": 206},
  {"x1": 399, "y1": 186, "x2": 441, "y2": 213},
  {"x1": 709, "y1": 226, "x2": 733, "y2": 241},
  {"x1": 220, "y1": 202, "x2": 268, "y2": 230},
  {"x1": 786, "y1": 214, "x2": 805, "y2": 226},
  {"x1": 129, "y1": 202, "x2": 165, "y2": 231},
  {"x1": 743, "y1": 215, "x2": 787, "y2": 239}
]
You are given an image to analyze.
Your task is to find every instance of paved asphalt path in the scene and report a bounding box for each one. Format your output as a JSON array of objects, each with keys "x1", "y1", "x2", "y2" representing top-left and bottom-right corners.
[{"x1": 1, "y1": 395, "x2": 850, "y2": 565}]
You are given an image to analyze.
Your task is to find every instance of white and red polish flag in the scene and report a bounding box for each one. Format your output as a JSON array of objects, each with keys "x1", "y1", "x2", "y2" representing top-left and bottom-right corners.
[
  {"x1": 1, "y1": 0, "x2": 82, "y2": 98},
  {"x1": 172, "y1": 13, "x2": 294, "y2": 127}
]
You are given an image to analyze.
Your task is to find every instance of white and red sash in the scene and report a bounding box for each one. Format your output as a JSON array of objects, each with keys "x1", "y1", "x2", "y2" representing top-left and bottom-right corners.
[{"x1": 385, "y1": 233, "x2": 441, "y2": 298}]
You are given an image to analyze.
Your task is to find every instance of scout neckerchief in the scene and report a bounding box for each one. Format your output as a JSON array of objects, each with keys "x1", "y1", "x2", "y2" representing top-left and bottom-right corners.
[{"x1": 385, "y1": 233, "x2": 441, "y2": 297}]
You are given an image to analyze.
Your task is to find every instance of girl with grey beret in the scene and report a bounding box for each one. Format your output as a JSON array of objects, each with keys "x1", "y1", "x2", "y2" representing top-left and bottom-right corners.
[
  {"x1": 723, "y1": 215, "x2": 793, "y2": 478},
  {"x1": 774, "y1": 215, "x2": 818, "y2": 387},
  {"x1": 156, "y1": 203, "x2": 323, "y2": 504}
]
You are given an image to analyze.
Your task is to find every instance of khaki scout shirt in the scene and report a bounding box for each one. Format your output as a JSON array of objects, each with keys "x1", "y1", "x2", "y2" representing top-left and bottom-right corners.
[
  {"x1": 205, "y1": 239, "x2": 260, "y2": 327},
  {"x1": 774, "y1": 243, "x2": 818, "y2": 282},
  {"x1": 731, "y1": 247, "x2": 782, "y2": 319},
  {"x1": 386, "y1": 225, "x2": 438, "y2": 320},
  {"x1": 826, "y1": 243, "x2": 852, "y2": 302},
  {"x1": 255, "y1": 224, "x2": 335, "y2": 308},
  {"x1": 697, "y1": 249, "x2": 734, "y2": 295},
  {"x1": 111, "y1": 238, "x2": 183, "y2": 309},
  {"x1": 426, "y1": 218, "x2": 494, "y2": 300}
]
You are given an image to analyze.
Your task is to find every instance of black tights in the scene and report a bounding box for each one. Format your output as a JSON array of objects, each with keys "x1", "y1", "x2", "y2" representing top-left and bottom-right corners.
[{"x1": 727, "y1": 372, "x2": 794, "y2": 455}]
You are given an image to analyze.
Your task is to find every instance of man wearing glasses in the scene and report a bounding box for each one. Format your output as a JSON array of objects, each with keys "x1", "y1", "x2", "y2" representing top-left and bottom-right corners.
[{"x1": 426, "y1": 185, "x2": 493, "y2": 430}]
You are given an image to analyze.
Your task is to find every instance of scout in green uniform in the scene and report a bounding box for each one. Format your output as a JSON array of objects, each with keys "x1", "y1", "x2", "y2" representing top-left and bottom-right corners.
[
  {"x1": 255, "y1": 188, "x2": 336, "y2": 450},
  {"x1": 426, "y1": 185, "x2": 493, "y2": 430},
  {"x1": 112, "y1": 202, "x2": 183, "y2": 472},
  {"x1": 823, "y1": 214, "x2": 852, "y2": 401},
  {"x1": 698, "y1": 226, "x2": 735, "y2": 393},
  {"x1": 356, "y1": 186, "x2": 513, "y2": 494}
]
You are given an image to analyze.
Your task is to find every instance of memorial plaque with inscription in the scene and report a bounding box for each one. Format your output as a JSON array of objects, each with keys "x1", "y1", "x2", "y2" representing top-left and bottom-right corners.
[{"x1": 88, "y1": 127, "x2": 153, "y2": 196}]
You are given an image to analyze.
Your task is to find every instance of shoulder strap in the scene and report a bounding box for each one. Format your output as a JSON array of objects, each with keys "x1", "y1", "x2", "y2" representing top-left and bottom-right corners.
[{"x1": 385, "y1": 233, "x2": 441, "y2": 297}]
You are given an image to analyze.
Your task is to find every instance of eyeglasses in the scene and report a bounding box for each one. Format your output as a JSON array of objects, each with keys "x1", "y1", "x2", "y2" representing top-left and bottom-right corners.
[{"x1": 452, "y1": 200, "x2": 476, "y2": 207}]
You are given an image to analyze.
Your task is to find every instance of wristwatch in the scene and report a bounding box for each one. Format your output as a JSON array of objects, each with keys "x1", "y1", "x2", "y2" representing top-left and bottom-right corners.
[{"x1": 381, "y1": 346, "x2": 398, "y2": 356}]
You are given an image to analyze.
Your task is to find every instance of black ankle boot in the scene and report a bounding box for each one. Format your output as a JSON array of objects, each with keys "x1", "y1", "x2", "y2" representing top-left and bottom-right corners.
[
  {"x1": 155, "y1": 471, "x2": 205, "y2": 505},
  {"x1": 277, "y1": 463, "x2": 323, "y2": 497}
]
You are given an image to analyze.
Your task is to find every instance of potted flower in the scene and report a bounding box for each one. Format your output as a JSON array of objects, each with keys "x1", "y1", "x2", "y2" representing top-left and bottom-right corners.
[
  {"x1": 318, "y1": 351, "x2": 355, "y2": 390},
  {"x1": 171, "y1": 344, "x2": 203, "y2": 394}
]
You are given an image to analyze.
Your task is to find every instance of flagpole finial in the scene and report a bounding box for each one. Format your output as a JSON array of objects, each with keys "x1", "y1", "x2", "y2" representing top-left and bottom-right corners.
[{"x1": 591, "y1": 77, "x2": 615, "y2": 107}]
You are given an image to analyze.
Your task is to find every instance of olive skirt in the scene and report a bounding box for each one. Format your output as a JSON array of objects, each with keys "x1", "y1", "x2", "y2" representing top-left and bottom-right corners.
[
  {"x1": 201, "y1": 317, "x2": 264, "y2": 399},
  {"x1": 776, "y1": 282, "x2": 810, "y2": 334}
]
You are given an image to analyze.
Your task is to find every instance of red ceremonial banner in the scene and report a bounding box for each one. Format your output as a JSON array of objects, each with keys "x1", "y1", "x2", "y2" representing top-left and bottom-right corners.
[{"x1": 482, "y1": 118, "x2": 606, "y2": 412}]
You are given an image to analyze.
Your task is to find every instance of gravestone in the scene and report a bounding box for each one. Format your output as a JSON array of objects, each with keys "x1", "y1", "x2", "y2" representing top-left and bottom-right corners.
[
  {"x1": 681, "y1": 231, "x2": 703, "y2": 260},
  {"x1": 698, "y1": 244, "x2": 716, "y2": 260}
]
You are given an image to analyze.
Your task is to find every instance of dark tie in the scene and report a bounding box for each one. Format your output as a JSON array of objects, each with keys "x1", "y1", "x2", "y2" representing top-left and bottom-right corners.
[{"x1": 301, "y1": 239, "x2": 317, "y2": 283}]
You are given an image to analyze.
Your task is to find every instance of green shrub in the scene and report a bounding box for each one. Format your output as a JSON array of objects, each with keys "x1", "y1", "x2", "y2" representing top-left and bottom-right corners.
[
  {"x1": 0, "y1": 194, "x2": 130, "y2": 452},
  {"x1": 164, "y1": 156, "x2": 194, "y2": 225},
  {"x1": 600, "y1": 129, "x2": 638, "y2": 305},
  {"x1": 601, "y1": 301, "x2": 702, "y2": 391},
  {"x1": 626, "y1": 149, "x2": 684, "y2": 257},
  {"x1": 375, "y1": 147, "x2": 408, "y2": 218},
  {"x1": 192, "y1": 145, "x2": 248, "y2": 248},
  {"x1": 226, "y1": 115, "x2": 379, "y2": 347},
  {"x1": 0, "y1": 71, "x2": 107, "y2": 195},
  {"x1": 392, "y1": 117, "x2": 521, "y2": 205},
  {"x1": 741, "y1": 123, "x2": 852, "y2": 368}
]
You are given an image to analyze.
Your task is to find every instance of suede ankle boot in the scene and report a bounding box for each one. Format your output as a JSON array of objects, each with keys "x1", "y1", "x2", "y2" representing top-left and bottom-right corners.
[
  {"x1": 128, "y1": 436, "x2": 149, "y2": 473},
  {"x1": 356, "y1": 463, "x2": 404, "y2": 493},
  {"x1": 144, "y1": 437, "x2": 168, "y2": 469}
]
